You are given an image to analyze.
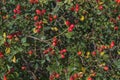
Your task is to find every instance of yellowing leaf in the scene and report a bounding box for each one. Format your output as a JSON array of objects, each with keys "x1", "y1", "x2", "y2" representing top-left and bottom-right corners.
[
  {"x1": 86, "y1": 51, "x2": 90, "y2": 58},
  {"x1": 80, "y1": 15, "x2": 85, "y2": 21},
  {"x1": 51, "y1": 27, "x2": 58, "y2": 31},
  {"x1": 98, "y1": 2, "x2": 104, "y2": 5},
  {"x1": 33, "y1": 28, "x2": 37, "y2": 33},
  {"x1": 5, "y1": 47, "x2": 11, "y2": 54},
  {"x1": 43, "y1": 18, "x2": 48, "y2": 24},
  {"x1": 12, "y1": 56, "x2": 16, "y2": 63},
  {"x1": 117, "y1": 51, "x2": 120, "y2": 55},
  {"x1": 3, "y1": 32, "x2": 6, "y2": 38},
  {"x1": 100, "y1": 51, "x2": 105, "y2": 56},
  {"x1": 81, "y1": 67, "x2": 86, "y2": 73}
]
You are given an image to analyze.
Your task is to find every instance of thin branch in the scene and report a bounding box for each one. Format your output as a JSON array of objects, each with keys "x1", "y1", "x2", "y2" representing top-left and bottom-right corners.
[
  {"x1": 26, "y1": 35, "x2": 50, "y2": 44},
  {"x1": 21, "y1": 56, "x2": 38, "y2": 80}
]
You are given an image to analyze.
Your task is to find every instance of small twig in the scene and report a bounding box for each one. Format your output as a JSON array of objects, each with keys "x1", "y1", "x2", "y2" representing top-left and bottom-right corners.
[
  {"x1": 21, "y1": 56, "x2": 38, "y2": 80},
  {"x1": 26, "y1": 35, "x2": 50, "y2": 44}
]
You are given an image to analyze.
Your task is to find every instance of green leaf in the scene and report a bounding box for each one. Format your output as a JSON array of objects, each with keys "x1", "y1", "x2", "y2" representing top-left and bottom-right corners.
[
  {"x1": 21, "y1": 37, "x2": 27, "y2": 43},
  {"x1": 65, "y1": 32, "x2": 74, "y2": 38}
]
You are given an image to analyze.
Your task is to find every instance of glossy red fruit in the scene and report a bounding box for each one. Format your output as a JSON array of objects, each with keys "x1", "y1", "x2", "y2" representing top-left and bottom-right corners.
[
  {"x1": 68, "y1": 27, "x2": 73, "y2": 32},
  {"x1": 60, "y1": 49, "x2": 67, "y2": 54},
  {"x1": 77, "y1": 51, "x2": 82, "y2": 56},
  {"x1": 0, "y1": 52, "x2": 4, "y2": 58},
  {"x1": 34, "y1": 15, "x2": 39, "y2": 21},
  {"x1": 87, "y1": 77, "x2": 93, "y2": 80},
  {"x1": 43, "y1": 50, "x2": 49, "y2": 54},
  {"x1": 7, "y1": 34, "x2": 13, "y2": 39},
  {"x1": 41, "y1": 9, "x2": 46, "y2": 15},
  {"x1": 118, "y1": 15, "x2": 120, "y2": 20},
  {"x1": 36, "y1": 25, "x2": 42, "y2": 29},
  {"x1": 61, "y1": 54, "x2": 65, "y2": 59},
  {"x1": 13, "y1": 9, "x2": 17, "y2": 14},
  {"x1": 75, "y1": 4, "x2": 79, "y2": 12},
  {"x1": 16, "y1": 4, "x2": 21, "y2": 10},
  {"x1": 48, "y1": 48, "x2": 53, "y2": 52},
  {"x1": 70, "y1": 6, "x2": 75, "y2": 11},
  {"x1": 104, "y1": 66, "x2": 109, "y2": 71},
  {"x1": 110, "y1": 41, "x2": 115, "y2": 48},
  {"x1": 49, "y1": 17, "x2": 53, "y2": 22},
  {"x1": 99, "y1": 5, "x2": 103, "y2": 10},
  {"x1": 65, "y1": 20, "x2": 71, "y2": 26},
  {"x1": 3, "y1": 75, "x2": 7, "y2": 80},
  {"x1": 29, "y1": 0, "x2": 38, "y2": 4},
  {"x1": 36, "y1": 9, "x2": 41, "y2": 15},
  {"x1": 52, "y1": 42, "x2": 57, "y2": 46},
  {"x1": 70, "y1": 76, "x2": 75, "y2": 80},
  {"x1": 56, "y1": 0, "x2": 61, "y2": 2},
  {"x1": 73, "y1": 73, "x2": 78, "y2": 79},
  {"x1": 55, "y1": 73, "x2": 60, "y2": 78},
  {"x1": 13, "y1": 15, "x2": 16, "y2": 19},
  {"x1": 21, "y1": 66, "x2": 26, "y2": 70},
  {"x1": 28, "y1": 50, "x2": 33, "y2": 55},
  {"x1": 53, "y1": 15, "x2": 57, "y2": 19},
  {"x1": 92, "y1": 51, "x2": 96, "y2": 56},
  {"x1": 114, "y1": 26, "x2": 118, "y2": 30},
  {"x1": 69, "y1": 24, "x2": 75, "y2": 29},
  {"x1": 62, "y1": 49, "x2": 67, "y2": 53}
]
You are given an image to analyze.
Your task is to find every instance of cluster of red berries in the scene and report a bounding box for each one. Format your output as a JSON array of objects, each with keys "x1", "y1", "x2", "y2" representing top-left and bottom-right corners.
[
  {"x1": 7, "y1": 31, "x2": 21, "y2": 40},
  {"x1": 0, "y1": 52, "x2": 4, "y2": 58},
  {"x1": 7, "y1": 31, "x2": 22, "y2": 40},
  {"x1": 97, "y1": 45, "x2": 108, "y2": 52},
  {"x1": 110, "y1": 41, "x2": 115, "y2": 48},
  {"x1": 13, "y1": 4, "x2": 21, "y2": 19},
  {"x1": 59, "y1": 49, "x2": 67, "y2": 59},
  {"x1": 49, "y1": 72, "x2": 60, "y2": 80},
  {"x1": 65, "y1": 20, "x2": 75, "y2": 32},
  {"x1": 43, "y1": 47, "x2": 55, "y2": 55},
  {"x1": 52, "y1": 37, "x2": 58, "y2": 46},
  {"x1": 33, "y1": 9, "x2": 46, "y2": 33},
  {"x1": 48, "y1": 14, "x2": 57, "y2": 22},
  {"x1": 70, "y1": 4, "x2": 80, "y2": 12},
  {"x1": 29, "y1": 0, "x2": 38, "y2": 4}
]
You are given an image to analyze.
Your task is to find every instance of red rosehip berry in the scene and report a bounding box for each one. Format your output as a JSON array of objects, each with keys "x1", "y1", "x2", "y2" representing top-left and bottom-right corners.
[
  {"x1": 16, "y1": 4, "x2": 21, "y2": 10},
  {"x1": 73, "y1": 73, "x2": 78, "y2": 79},
  {"x1": 55, "y1": 73, "x2": 60, "y2": 78},
  {"x1": 75, "y1": 4, "x2": 79, "y2": 12},
  {"x1": 87, "y1": 77, "x2": 93, "y2": 80},
  {"x1": 77, "y1": 51, "x2": 82, "y2": 56},
  {"x1": 69, "y1": 24, "x2": 75, "y2": 29},
  {"x1": 114, "y1": 26, "x2": 118, "y2": 30},
  {"x1": 36, "y1": 9, "x2": 42, "y2": 15},
  {"x1": 21, "y1": 66, "x2": 26, "y2": 70},
  {"x1": 41, "y1": 9, "x2": 46, "y2": 15},
  {"x1": 7, "y1": 34, "x2": 13, "y2": 39},
  {"x1": 61, "y1": 54, "x2": 65, "y2": 59},
  {"x1": 70, "y1": 76, "x2": 75, "y2": 80},
  {"x1": 92, "y1": 51, "x2": 96, "y2": 56},
  {"x1": 99, "y1": 5, "x2": 103, "y2": 10},
  {"x1": 110, "y1": 41, "x2": 115, "y2": 48},
  {"x1": 65, "y1": 20, "x2": 71, "y2": 26},
  {"x1": 34, "y1": 15, "x2": 39, "y2": 21},
  {"x1": 28, "y1": 50, "x2": 33, "y2": 55},
  {"x1": 13, "y1": 9, "x2": 17, "y2": 14},
  {"x1": 53, "y1": 15, "x2": 57, "y2": 19},
  {"x1": 0, "y1": 52, "x2": 4, "y2": 58},
  {"x1": 3, "y1": 75, "x2": 7, "y2": 80},
  {"x1": 104, "y1": 66, "x2": 109, "y2": 71},
  {"x1": 36, "y1": 25, "x2": 42, "y2": 29},
  {"x1": 68, "y1": 27, "x2": 73, "y2": 32}
]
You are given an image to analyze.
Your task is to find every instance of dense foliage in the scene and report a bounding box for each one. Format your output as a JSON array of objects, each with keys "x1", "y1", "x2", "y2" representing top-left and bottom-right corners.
[{"x1": 0, "y1": 0, "x2": 120, "y2": 80}]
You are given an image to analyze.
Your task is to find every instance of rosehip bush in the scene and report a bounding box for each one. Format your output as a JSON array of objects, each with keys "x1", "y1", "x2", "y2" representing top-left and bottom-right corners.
[{"x1": 0, "y1": 0, "x2": 120, "y2": 80}]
